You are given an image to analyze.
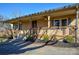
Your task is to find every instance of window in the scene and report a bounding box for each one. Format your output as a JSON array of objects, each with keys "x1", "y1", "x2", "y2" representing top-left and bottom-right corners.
[
  {"x1": 62, "y1": 19, "x2": 67, "y2": 26},
  {"x1": 13, "y1": 24, "x2": 22, "y2": 30},
  {"x1": 51, "y1": 20, "x2": 54, "y2": 26},
  {"x1": 51, "y1": 18, "x2": 72, "y2": 27},
  {"x1": 54, "y1": 20, "x2": 60, "y2": 26},
  {"x1": 13, "y1": 24, "x2": 18, "y2": 30},
  {"x1": 51, "y1": 20, "x2": 60, "y2": 27},
  {"x1": 68, "y1": 18, "x2": 72, "y2": 25}
]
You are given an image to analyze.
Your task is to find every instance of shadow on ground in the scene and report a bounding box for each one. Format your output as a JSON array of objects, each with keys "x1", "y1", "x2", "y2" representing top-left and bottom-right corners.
[
  {"x1": 47, "y1": 41, "x2": 79, "y2": 48},
  {"x1": 0, "y1": 37, "x2": 45, "y2": 55},
  {"x1": 0, "y1": 36, "x2": 79, "y2": 55}
]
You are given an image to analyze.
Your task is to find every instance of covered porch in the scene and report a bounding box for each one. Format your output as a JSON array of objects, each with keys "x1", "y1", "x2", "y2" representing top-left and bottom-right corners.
[{"x1": 5, "y1": 5, "x2": 79, "y2": 44}]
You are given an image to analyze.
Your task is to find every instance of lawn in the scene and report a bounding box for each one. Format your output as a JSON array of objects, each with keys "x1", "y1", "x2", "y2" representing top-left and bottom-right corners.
[{"x1": 0, "y1": 37, "x2": 7, "y2": 43}]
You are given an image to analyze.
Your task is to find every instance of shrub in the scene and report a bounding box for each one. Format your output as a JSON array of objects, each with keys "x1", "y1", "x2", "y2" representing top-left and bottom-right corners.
[
  {"x1": 25, "y1": 35, "x2": 35, "y2": 42},
  {"x1": 0, "y1": 37, "x2": 7, "y2": 43},
  {"x1": 64, "y1": 35, "x2": 74, "y2": 43},
  {"x1": 42, "y1": 34, "x2": 49, "y2": 42},
  {"x1": 25, "y1": 35, "x2": 32, "y2": 41},
  {"x1": 27, "y1": 35, "x2": 32, "y2": 39},
  {"x1": 0, "y1": 38, "x2": 4, "y2": 42}
]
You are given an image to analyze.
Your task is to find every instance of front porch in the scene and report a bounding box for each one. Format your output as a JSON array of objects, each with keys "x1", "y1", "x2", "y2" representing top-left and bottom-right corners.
[{"x1": 4, "y1": 5, "x2": 79, "y2": 44}]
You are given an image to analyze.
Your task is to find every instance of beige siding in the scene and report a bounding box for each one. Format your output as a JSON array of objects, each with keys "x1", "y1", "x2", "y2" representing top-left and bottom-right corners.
[
  {"x1": 22, "y1": 20, "x2": 31, "y2": 30},
  {"x1": 37, "y1": 19, "x2": 48, "y2": 28}
]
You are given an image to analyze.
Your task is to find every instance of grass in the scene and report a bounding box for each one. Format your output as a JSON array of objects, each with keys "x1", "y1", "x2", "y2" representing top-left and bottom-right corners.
[{"x1": 0, "y1": 37, "x2": 7, "y2": 43}]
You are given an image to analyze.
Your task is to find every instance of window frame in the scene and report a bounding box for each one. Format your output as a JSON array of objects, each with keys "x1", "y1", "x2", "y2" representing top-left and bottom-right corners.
[
  {"x1": 61, "y1": 19, "x2": 67, "y2": 26},
  {"x1": 51, "y1": 18, "x2": 72, "y2": 28}
]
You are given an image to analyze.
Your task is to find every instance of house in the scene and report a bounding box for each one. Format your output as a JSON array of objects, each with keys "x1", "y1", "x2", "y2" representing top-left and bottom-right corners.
[{"x1": 5, "y1": 4, "x2": 79, "y2": 42}]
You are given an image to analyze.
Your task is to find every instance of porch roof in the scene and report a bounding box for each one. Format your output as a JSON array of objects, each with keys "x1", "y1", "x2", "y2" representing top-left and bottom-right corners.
[{"x1": 5, "y1": 4, "x2": 79, "y2": 24}]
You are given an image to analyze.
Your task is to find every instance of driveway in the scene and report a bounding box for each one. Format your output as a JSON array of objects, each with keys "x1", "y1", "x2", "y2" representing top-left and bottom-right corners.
[{"x1": 0, "y1": 39, "x2": 79, "y2": 55}]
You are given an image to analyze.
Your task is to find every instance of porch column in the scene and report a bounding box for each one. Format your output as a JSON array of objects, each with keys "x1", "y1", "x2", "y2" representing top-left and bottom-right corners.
[
  {"x1": 48, "y1": 16, "x2": 51, "y2": 28},
  {"x1": 18, "y1": 21, "x2": 20, "y2": 30},
  {"x1": 60, "y1": 20, "x2": 62, "y2": 29},
  {"x1": 66, "y1": 18, "x2": 69, "y2": 35},
  {"x1": 10, "y1": 24, "x2": 13, "y2": 29},
  {"x1": 75, "y1": 5, "x2": 79, "y2": 46},
  {"x1": 67, "y1": 18, "x2": 68, "y2": 26}
]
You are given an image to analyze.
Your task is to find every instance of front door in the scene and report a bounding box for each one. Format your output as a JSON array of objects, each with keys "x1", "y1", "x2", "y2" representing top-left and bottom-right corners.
[
  {"x1": 32, "y1": 20, "x2": 37, "y2": 28},
  {"x1": 31, "y1": 20, "x2": 37, "y2": 35}
]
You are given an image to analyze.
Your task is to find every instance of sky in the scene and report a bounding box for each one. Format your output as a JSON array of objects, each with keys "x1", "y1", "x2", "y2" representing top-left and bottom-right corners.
[{"x1": 0, "y1": 3, "x2": 73, "y2": 20}]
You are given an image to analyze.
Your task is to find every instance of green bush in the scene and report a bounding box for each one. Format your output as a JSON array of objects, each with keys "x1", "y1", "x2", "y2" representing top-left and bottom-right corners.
[
  {"x1": 64, "y1": 35, "x2": 74, "y2": 43},
  {"x1": 26, "y1": 35, "x2": 35, "y2": 42},
  {"x1": 42, "y1": 34, "x2": 49, "y2": 42},
  {"x1": 27, "y1": 35, "x2": 32, "y2": 39},
  {"x1": 0, "y1": 37, "x2": 6, "y2": 43},
  {"x1": 26, "y1": 35, "x2": 33, "y2": 40}
]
